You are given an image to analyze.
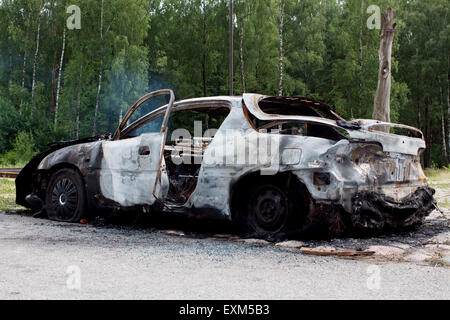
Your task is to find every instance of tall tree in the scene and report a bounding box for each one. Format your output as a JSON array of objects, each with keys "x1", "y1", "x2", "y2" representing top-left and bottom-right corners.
[
  {"x1": 278, "y1": 0, "x2": 285, "y2": 96},
  {"x1": 31, "y1": 2, "x2": 44, "y2": 109},
  {"x1": 54, "y1": 25, "x2": 66, "y2": 126},
  {"x1": 236, "y1": 0, "x2": 246, "y2": 93},
  {"x1": 19, "y1": 10, "x2": 32, "y2": 108},
  {"x1": 372, "y1": 8, "x2": 397, "y2": 131},
  {"x1": 92, "y1": 0, "x2": 104, "y2": 136},
  {"x1": 359, "y1": 0, "x2": 365, "y2": 111},
  {"x1": 229, "y1": 0, "x2": 234, "y2": 95}
]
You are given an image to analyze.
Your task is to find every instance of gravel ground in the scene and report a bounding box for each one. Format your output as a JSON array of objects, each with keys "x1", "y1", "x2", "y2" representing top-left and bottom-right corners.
[{"x1": 0, "y1": 210, "x2": 449, "y2": 300}]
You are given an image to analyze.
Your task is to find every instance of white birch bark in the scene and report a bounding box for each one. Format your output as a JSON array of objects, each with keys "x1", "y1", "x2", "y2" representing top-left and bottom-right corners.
[
  {"x1": 21, "y1": 53, "x2": 27, "y2": 90},
  {"x1": 372, "y1": 8, "x2": 397, "y2": 133},
  {"x1": 31, "y1": 11, "x2": 42, "y2": 110},
  {"x1": 359, "y1": 0, "x2": 364, "y2": 111},
  {"x1": 238, "y1": 13, "x2": 245, "y2": 93},
  {"x1": 75, "y1": 66, "x2": 83, "y2": 140},
  {"x1": 93, "y1": 0, "x2": 104, "y2": 136},
  {"x1": 439, "y1": 75, "x2": 447, "y2": 163},
  {"x1": 19, "y1": 12, "x2": 32, "y2": 108},
  {"x1": 442, "y1": 111, "x2": 447, "y2": 162},
  {"x1": 447, "y1": 55, "x2": 450, "y2": 162},
  {"x1": 237, "y1": 0, "x2": 245, "y2": 94},
  {"x1": 278, "y1": 0, "x2": 286, "y2": 96},
  {"x1": 54, "y1": 26, "x2": 67, "y2": 126}
]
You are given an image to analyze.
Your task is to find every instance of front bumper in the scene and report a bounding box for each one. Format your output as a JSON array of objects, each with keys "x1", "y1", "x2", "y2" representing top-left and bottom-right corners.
[{"x1": 351, "y1": 186, "x2": 436, "y2": 233}]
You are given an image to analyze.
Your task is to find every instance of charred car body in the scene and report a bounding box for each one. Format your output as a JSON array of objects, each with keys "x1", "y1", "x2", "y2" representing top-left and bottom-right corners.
[{"x1": 16, "y1": 89, "x2": 436, "y2": 238}]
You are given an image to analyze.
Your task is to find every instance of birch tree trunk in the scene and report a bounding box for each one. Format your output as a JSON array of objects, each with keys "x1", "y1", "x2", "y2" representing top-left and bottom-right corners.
[
  {"x1": 447, "y1": 55, "x2": 450, "y2": 163},
  {"x1": 19, "y1": 12, "x2": 32, "y2": 108},
  {"x1": 238, "y1": 27, "x2": 245, "y2": 93},
  {"x1": 21, "y1": 53, "x2": 27, "y2": 90},
  {"x1": 19, "y1": 53, "x2": 27, "y2": 108},
  {"x1": 201, "y1": 0, "x2": 207, "y2": 97},
  {"x1": 442, "y1": 111, "x2": 447, "y2": 164},
  {"x1": 20, "y1": 13, "x2": 31, "y2": 91},
  {"x1": 416, "y1": 48, "x2": 421, "y2": 130},
  {"x1": 359, "y1": 0, "x2": 364, "y2": 111},
  {"x1": 278, "y1": 0, "x2": 286, "y2": 96},
  {"x1": 238, "y1": 2, "x2": 246, "y2": 94},
  {"x1": 75, "y1": 66, "x2": 83, "y2": 140},
  {"x1": 439, "y1": 75, "x2": 447, "y2": 164},
  {"x1": 31, "y1": 11, "x2": 42, "y2": 112},
  {"x1": 119, "y1": 108, "x2": 123, "y2": 125},
  {"x1": 425, "y1": 99, "x2": 432, "y2": 167},
  {"x1": 50, "y1": 20, "x2": 57, "y2": 115},
  {"x1": 229, "y1": 0, "x2": 233, "y2": 96},
  {"x1": 54, "y1": 26, "x2": 66, "y2": 126},
  {"x1": 9, "y1": 53, "x2": 12, "y2": 90},
  {"x1": 93, "y1": 0, "x2": 104, "y2": 136},
  {"x1": 372, "y1": 8, "x2": 397, "y2": 132},
  {"x1": 118, "y1": 87, "x2": 124, "y2": 125}
]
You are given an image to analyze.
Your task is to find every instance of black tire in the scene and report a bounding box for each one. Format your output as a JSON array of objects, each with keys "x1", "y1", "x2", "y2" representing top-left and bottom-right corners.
[
  {"x1": 45, "y1": 168, "x2": 86, "y2": 223},
  {"x1": 236, "y1": 178, "x2": 306, "y2": 237}
]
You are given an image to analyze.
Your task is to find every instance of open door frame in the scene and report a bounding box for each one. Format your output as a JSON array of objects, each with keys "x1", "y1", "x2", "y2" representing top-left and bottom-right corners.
[
  {"x1": 152, "y1": 91, "x2": 176, "y2": 203},
  {"x1": 112, "y1": 89, "x2": 175, "y2": 141},
  {"x1": 112, "y1": 89, "x2": 175, "y2": 205}
]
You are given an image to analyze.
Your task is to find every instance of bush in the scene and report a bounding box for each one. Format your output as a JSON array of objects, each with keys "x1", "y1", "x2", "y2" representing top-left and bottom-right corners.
[{"x1": 0, "y1": 131, "x2": 37, "y2": 167}]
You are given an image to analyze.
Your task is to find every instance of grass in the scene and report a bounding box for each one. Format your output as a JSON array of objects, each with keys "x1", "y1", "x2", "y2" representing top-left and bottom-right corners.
[
  {"x1": 0, "y1": 197, "x2": 18, "y2": 212},
  {"x1": 0, "y1": 178, "x2": 15, "y2": 194},
  {"x1": 425, "y1": 167, "x2": 450, "y2": 182},
  {"x1": 429, "y1": 183, "x2": 450, "y2": 189},
  {"x1": 0, "y1": 178, "x2": 24, "y2": 212},
  {"x1": 439, "y1": 198, "x2": 450, "y2": 209}
]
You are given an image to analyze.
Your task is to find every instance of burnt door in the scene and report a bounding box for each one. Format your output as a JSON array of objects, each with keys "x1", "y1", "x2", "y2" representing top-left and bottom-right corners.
[{"x1": 99, "y1": 90, "x2": 175, "y2": 207}]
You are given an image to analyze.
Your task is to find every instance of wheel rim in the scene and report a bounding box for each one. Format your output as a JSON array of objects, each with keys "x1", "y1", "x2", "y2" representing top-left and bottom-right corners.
[
  {"x1": 51, "y1": 178, "x2": 78, "y2": 220},
  {"x1": 249, "y1": 185, "x2": 288, "y2": 233}
]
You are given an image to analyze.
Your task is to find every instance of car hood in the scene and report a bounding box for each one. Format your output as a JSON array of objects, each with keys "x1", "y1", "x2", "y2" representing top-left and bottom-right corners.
[{"x1": 15, "y1": 134, "x2": 110, "y2": 207}]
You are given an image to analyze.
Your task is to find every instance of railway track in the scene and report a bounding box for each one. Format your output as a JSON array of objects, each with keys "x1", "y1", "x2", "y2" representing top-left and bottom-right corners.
[{"x1": 0, "y1": 168, "x2": 21, "y2": 179}]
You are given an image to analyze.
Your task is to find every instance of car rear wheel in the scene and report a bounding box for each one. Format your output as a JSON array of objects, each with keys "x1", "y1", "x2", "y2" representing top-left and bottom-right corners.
[
  {"x1": 235, "y1": 177, "x2": 307, "y2": 238},
  {"x1": 45, "y1": 168, "x2": 86, "y2": 223},
  {"x1": 246, "y1": 184, "x2": 290, "y2": 234}
]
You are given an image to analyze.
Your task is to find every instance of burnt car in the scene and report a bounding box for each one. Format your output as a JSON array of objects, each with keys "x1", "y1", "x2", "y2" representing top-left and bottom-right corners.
[{"x1": 16, "y1": 89, "x2": 436, "y2": 238}]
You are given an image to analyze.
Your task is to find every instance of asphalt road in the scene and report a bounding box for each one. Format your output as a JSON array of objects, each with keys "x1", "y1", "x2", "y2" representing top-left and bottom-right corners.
[{"x1": 0, "y1": 211, "x2": 448, "y2": 300}]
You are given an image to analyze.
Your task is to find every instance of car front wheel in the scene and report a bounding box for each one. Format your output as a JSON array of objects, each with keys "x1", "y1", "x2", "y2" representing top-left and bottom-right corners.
[{"x1": 45, "y1": 168, "x2": 86, "y2": 222}]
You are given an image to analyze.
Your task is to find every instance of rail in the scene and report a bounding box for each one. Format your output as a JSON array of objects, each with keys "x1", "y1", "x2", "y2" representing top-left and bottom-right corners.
[{"x1": 0, "y1": 168, "x2": 21, "y2": 179}]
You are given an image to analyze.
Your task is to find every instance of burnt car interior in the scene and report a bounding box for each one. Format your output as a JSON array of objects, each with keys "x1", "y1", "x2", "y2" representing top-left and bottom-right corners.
[
  {"x1": 163, "y1": 107, "x2": 230, "y2": 204},
  {"x1": 121, "y1": 101, "x2": 231, "y2": 205},
  {"x1": 244, "y1": 97, "x2": 348, "y2": 141}
]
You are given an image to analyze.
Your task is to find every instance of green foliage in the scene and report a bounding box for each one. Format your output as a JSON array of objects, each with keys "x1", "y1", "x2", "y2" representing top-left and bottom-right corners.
[
  {"x1": 0, "y1": 131, "x2": 37, "y2": 166},
  {"x1": 0, "y1": 0, "x2": 448, "y2": 168}
]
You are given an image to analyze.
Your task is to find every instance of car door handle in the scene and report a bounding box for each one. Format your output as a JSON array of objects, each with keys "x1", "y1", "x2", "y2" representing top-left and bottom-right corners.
[{"x1": 138, "y1": 146, "x2": 150, "y2": 156}]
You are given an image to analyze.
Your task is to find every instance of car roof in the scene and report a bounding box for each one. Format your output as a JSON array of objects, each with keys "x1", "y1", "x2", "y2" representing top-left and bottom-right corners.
[{"x1": 173, "y1": 95, "x2": 243, "y2": 106}]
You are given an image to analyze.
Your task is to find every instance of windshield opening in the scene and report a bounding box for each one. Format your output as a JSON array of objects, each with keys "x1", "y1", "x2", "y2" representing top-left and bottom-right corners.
[{"x1": 258, "y1": 96, "x2": 343, "y2": 120}]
